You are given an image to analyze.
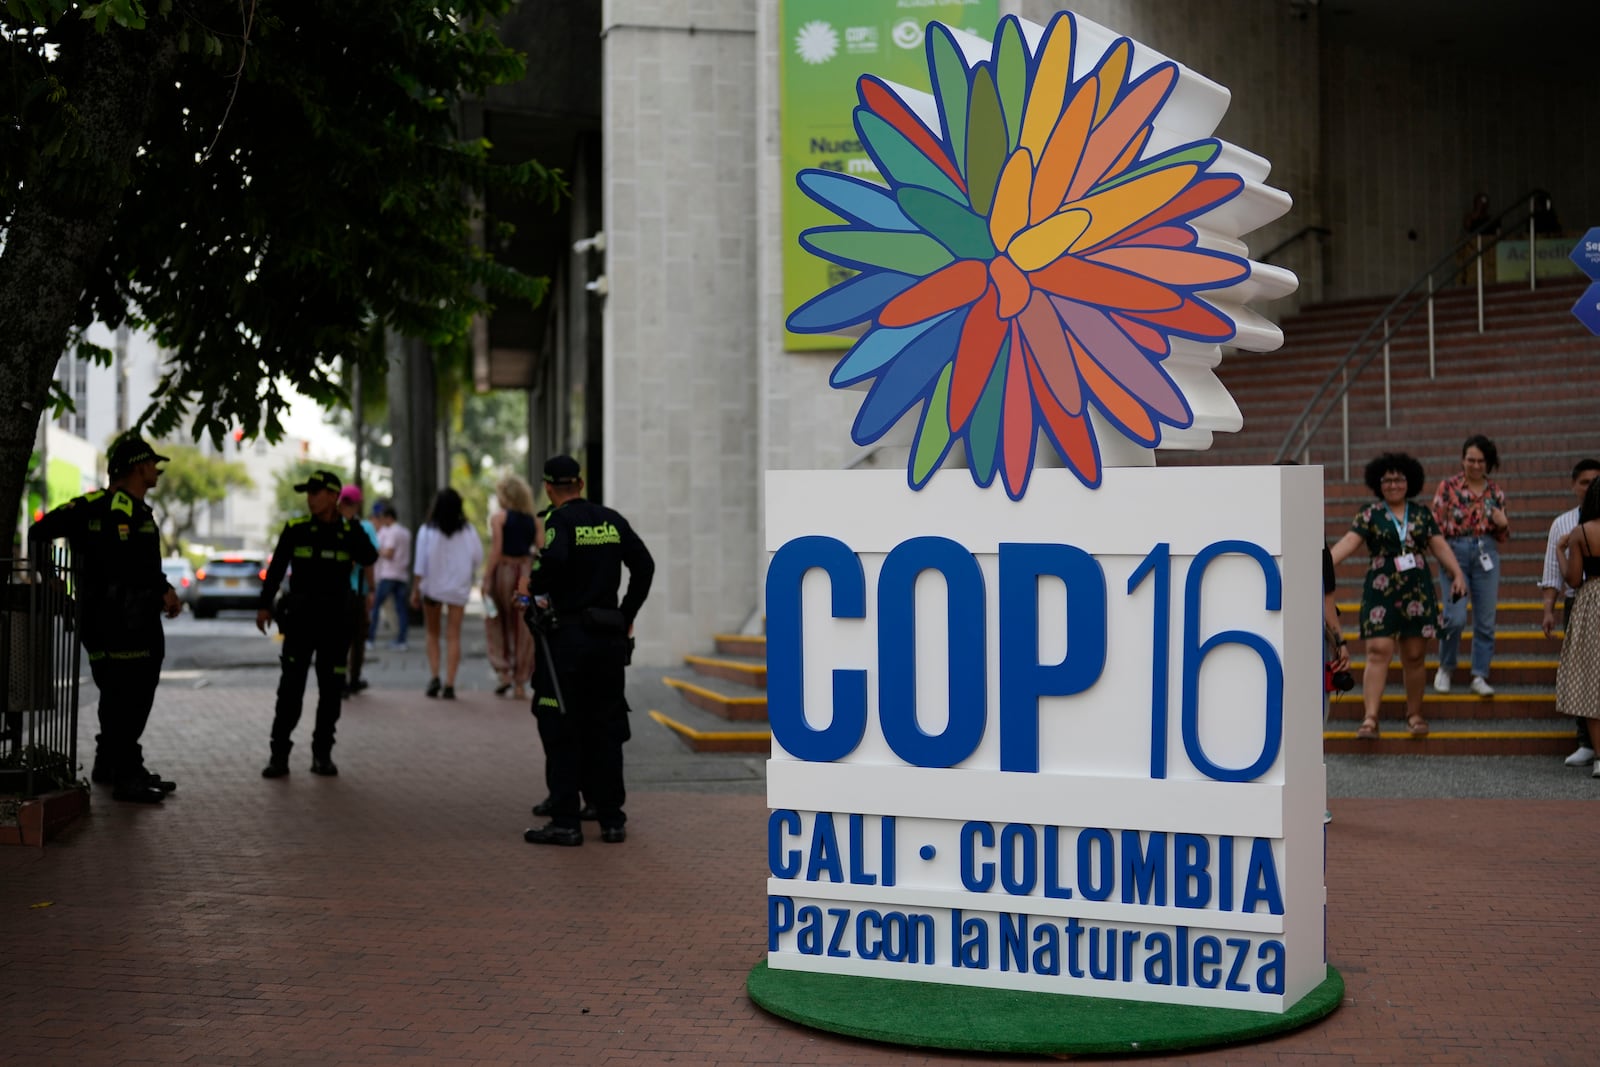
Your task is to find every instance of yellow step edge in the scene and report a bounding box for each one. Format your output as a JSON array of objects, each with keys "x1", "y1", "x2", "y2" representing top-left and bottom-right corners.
[
  {"x1": 1323, "y1": 729, "x2": 1572, "y2": 740},
  {"x1": 713, "y1": 632, "x2": 766, "y2": 644},
  {"x1": 1341, "y1": 630, "x2": 1561, "y2": 641},
  {"x1": 663, "y1": 676, "x2": 768, "y2": 706},
  {"x1": 1350, "y1": 659, "x2": 1562, "y2": 668},
  {"x1": 648, "y1": 709, "x2": 771, "y2": 742},
  {"x1": 1337, "y1": 601, "x2": 1551, "y2": 612},
  {"x1": 683, "y1": 654, "x2": 766, "y2": 677},
  {"x1": 1330, "y1": 691, "x2": 1555, "y2": 703}
]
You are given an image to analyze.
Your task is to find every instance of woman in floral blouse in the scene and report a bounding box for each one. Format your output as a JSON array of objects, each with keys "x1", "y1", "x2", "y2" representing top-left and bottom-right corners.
[
  {"x1": 1330, "y1": 453, "x2": 1468, "y2": 739},
  {"x1": 1430, "y1": 435, "x2": 1511, "y2": 697}
]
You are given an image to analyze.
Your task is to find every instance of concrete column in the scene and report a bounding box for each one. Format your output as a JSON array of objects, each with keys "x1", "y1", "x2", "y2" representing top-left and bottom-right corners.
[{"x1": 385, "y1": 330, "x2": 438, "y2": 531}]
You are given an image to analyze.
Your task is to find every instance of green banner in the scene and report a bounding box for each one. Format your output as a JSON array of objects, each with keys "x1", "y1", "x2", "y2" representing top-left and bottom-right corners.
[
  {"x1": 46, "y1": 457, "x2": 82, "y2": 510},
  {"x1": 780, "y1": 0, "x2": 997, "y2": 350}
]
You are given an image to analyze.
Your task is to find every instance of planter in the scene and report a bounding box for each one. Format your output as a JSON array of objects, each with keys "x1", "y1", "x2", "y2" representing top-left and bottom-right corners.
[{"x1": 0, "y1": 786, "x2": 89, "y2": 847}]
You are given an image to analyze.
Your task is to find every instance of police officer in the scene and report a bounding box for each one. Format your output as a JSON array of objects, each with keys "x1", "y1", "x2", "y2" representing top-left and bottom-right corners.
[
  {"x1": 27, "y1": 433, "x2": 183, "y2": 804},
  {"x1": 255, "y1": 470, "x2": 378, "y2": 778},
  {"x1": 527, "y1": 492, "x2": 594, "y2": 822},
  {"x1": 523, "y1": 455, "x2": 654, "y2": 846}
]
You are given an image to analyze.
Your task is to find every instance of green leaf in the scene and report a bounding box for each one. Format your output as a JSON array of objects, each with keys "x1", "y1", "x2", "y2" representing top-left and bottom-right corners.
[
  {"x1": 74, "y1": 340, "x2": 115, "y2": 367},
  {"x1": 966, "y1": 334, "x2": 1010, "y2": 483},
  {"x1": 994, "y1": 20, "x2": 1027, "y2": 152},
  {"x1": 895, "y1": 187, "x2": 996, "y2": 260},
  {"x1": 929, "y1": 25, "x2": 971, "y2": 183},
  {"x1": 856, "y1": 110, "x2": 964, "y2": 202},
  {"x1": 911, "y1": 364, "x2": 955, "y2": 487},
  {"x1": 803, "y1": 228, "x2": 955, "y2": 276},
  {"x1": 964, "y1": 66, "x2": 1008, "y2": 217}
]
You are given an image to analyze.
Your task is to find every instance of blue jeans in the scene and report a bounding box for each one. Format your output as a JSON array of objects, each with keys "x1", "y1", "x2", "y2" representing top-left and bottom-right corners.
[
  {"x1": 371, "y1": 578, "x2": 410, "y2": 644},
  {"x1": 1437, "y1": 535, "x2": 1499, "y2": 679}
]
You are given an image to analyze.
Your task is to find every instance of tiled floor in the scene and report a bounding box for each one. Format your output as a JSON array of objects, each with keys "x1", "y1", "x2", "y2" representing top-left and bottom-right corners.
[{"x1": 3, "y1": 679, "x2": 1597, "y2": 1064}]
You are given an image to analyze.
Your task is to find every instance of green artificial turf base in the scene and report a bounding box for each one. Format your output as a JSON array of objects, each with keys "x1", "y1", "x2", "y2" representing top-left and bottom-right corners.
[{"x1": 747, "y1": 962, "x2": 1343, "y2": 1055}]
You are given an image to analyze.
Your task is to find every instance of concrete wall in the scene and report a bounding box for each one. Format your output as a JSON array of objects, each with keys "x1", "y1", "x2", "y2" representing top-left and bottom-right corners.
[
  {"x1": 602, "y1": 0, "x2": 761, "y2": 664},
  {"x1": 1320, "y1": 29, "x2": 1597, "y2": 299}
]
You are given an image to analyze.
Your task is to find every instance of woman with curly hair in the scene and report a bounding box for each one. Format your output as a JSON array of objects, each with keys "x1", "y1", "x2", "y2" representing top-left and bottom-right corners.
[
  {"x1": 1429, "y1": 434, "x2": 1511, "y2": 696},
  {"x1": 1330, "y1": 453, "x2": 1468, "y2": 739}
]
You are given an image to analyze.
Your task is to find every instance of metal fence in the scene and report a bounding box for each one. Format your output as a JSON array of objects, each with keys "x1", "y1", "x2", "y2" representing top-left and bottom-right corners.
[{"x1": 1, "y1": 548, "x2": 82, "y2": 798}]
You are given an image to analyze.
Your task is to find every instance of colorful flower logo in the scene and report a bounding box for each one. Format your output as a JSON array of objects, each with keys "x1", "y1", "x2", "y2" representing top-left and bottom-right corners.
[{"x1": 787, "y1": 13, "x2": 1252, "y2": 498}]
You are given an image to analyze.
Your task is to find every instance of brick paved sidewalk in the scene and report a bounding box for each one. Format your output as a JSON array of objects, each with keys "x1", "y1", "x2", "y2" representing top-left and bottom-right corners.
[{"x1": 3, "y1": 678, "x2": 1598, "y2": 1065}]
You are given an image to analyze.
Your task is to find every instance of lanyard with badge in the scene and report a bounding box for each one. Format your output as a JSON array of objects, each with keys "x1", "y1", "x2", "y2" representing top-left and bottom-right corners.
[
  {"x1": 1474, "y1": 490, "x2": 1497, "y2": 572},
  {"x1": 1386, "y1": 503, "x2": 1420, "y2": 572}
]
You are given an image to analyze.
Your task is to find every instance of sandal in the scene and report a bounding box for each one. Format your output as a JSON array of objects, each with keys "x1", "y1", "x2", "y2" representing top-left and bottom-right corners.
[
  {"x1": 1356, "y1": 718, "x2": 1380, "y2": 740},
  {"x1": 494, "y1": 682, "x2": 512, "y2": 696},
  {"x1": 1407, "y1": 715, "x2": 1429, "y2": 738}
]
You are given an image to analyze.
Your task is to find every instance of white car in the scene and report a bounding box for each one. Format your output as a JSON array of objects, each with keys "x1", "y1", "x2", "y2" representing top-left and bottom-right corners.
[
  {"x1": 192, "y1": 557, "x2": 268, "y2": 619},
  {"x1": 160, "y1": 558, "x2": 199, "y2": 607}
]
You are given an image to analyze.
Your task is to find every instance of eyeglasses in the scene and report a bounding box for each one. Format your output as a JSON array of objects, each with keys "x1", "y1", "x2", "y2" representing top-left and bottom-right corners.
[{"x1": 1380, "y1": 475, "x2": 1408, "y2": 484}]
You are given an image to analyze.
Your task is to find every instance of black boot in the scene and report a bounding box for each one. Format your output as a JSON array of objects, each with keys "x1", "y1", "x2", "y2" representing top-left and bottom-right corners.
[
  {"x1": 262, "y1": 741, "x2": 292, "y2": 778},
  {"x1": 112, "y1": 784, "x2": 165, "y2": 803},
  {"x1": 523, "y1": 823, "x2": 583, "y2": 846},
  {"x1": 144, "y1": 770, "x2": 177, "y2": 793},
  {"x1": 112, "y1": 774, "x2": 165, "y2": 803},
  {"x1": 531, "y1": 797, "x2": 596, "y2": 819},
  {"x1": 310, "y1": 755, "x2": 338, "y2": 776}
]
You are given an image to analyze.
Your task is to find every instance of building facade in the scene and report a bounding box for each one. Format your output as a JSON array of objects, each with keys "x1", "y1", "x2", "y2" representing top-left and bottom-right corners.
[{"x1": 480, "y1": 0, "x2": 1600, "y2": 664}]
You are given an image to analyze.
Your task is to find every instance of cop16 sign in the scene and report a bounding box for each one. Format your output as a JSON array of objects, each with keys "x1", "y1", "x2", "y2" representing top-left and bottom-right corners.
[{"x1": 763, "y1": 466, "x2": 1327, "y2": 1012}]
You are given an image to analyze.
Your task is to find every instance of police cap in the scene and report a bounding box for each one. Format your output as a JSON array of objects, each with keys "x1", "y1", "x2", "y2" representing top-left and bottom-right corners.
[
  {"x1": 107, "y1": 433, "x2": 171, "y2": 477},
  {"x1": 543, "y1": 455, "x2": 582, "y2": 485},
  {"x1": 293, "y1": 470, "x2": 343, "y2": 494}
]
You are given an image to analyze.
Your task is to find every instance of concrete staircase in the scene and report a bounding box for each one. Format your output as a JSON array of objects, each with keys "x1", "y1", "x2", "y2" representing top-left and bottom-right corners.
[
  {"x1": 649, "y1": 633, "x2": 771, "y2": 753},
  {"x1": 1166, "y1": 277, "x2": 1597, "y2": 755},
  {"x1": 652, "y1": 279, "x2": 1598, "y2": 757}
]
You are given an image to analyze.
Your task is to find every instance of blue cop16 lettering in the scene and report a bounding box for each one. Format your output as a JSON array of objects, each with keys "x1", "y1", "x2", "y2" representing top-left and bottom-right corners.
[{"x1": 765, "y1": 537, "x2": 1284, "y2": 783}]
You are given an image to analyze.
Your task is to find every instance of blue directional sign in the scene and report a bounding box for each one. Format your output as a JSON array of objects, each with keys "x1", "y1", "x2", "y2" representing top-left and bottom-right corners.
[
  {"x1": 1571, "y1": 228, "x2": 1600, "y2": 281},
  {"x1": 1574, "y1": 282, "x2": 1600, "y2": 336}
]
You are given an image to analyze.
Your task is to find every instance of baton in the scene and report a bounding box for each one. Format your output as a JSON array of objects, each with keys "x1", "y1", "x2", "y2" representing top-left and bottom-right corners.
[{"x1": 531, "y1": 625, "x2": 568, "y2": 716}]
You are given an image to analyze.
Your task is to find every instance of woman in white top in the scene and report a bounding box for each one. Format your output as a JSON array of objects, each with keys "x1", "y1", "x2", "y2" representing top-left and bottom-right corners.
[{"x1": 409, "y1": 488, "x2": 482, "y2": 699}]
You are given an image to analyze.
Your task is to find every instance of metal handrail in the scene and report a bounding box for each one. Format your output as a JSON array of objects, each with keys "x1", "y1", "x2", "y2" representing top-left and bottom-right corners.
[
  {"x1": 1271, "y1": 189, "x2": 1548, "y2": 473},
  {"x1": 1259, "y1": 225, "x2": 1331, "y2": 264}
]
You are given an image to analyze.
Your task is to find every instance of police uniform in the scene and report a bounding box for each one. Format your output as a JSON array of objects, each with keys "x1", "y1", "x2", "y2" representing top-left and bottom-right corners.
[
  {"x1": 525, "y1": 457, "x2": 654, "y2": 843},
  {"x1": 258, "y1": 470, "x2": 378, "y2": 774},
  {"x1": 27, "y1": 435, "x2": 174, "y2": 802}
]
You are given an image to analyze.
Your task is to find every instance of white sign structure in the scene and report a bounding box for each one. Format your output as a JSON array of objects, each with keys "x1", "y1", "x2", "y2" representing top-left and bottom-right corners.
[{"x1": 764, "y1": 466, "x2": 1326, "y2": 1011}]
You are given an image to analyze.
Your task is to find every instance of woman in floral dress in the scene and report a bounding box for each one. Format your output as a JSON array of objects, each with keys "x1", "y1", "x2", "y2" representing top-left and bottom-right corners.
[{"x1": 1330, "y1": 453, "x2": 1468, "y2": 738}]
